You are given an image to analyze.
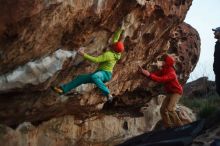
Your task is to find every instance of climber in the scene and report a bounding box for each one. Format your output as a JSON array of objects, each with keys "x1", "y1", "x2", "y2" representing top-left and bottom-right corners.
[
  {"x1": 52, "y1": 28, "x2": 125, "y2": 102},
  {"x1": 139, "y1": 54, "x2": 183, "y2": 128}
]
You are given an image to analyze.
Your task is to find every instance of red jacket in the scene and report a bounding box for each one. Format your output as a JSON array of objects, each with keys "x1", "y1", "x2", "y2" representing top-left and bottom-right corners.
[{"x1": 149, "y1": 56, "x2": 183, "y2": 94}]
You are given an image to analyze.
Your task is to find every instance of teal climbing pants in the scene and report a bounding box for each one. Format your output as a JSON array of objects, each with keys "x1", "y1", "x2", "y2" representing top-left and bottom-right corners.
[{"x1": 61, "y1": 70, "x2": 112, "y2": 96}]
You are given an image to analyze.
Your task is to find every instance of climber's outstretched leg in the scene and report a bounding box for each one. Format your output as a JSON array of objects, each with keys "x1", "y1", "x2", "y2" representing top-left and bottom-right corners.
[
  {"x1": 52, "y1": 71, "x2": 113, "y2": 101},
  {"x1": 52, "y1": 73, "x2": 93, "y2": 94}
]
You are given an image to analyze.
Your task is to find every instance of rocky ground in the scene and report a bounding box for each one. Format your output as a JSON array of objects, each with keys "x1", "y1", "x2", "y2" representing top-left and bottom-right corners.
[{"x1": 192, "y1": 110, "x2": 220, "y2": 146}]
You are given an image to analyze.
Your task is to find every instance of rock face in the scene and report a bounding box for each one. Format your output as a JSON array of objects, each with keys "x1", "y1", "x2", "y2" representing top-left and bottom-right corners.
[
  {"x1": 0, "y1": 0, "x2": 200, "y2": 145},
  {"x1": 0, "y1": 116, "x2": 146, "y2": 146},
  {"x1": 0, "y1": 97, "x2": 196, "y2": 146},
  {"x1": 183, "y1": 77, "x2": 216, "y2": 98}
]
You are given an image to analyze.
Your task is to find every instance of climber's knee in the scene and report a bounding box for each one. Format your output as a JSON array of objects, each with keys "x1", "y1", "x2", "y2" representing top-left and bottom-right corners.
[{"x1": 91, "y1": 73, "x2": 100, "y2": 81}]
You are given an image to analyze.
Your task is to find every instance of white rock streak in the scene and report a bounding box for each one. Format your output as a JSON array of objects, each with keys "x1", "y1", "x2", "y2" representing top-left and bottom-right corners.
[{"x1": 0, "y1": 49, "x2": 76, "y2": 91}]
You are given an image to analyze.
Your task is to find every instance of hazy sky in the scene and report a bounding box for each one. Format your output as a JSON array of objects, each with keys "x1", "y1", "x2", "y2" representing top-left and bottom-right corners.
[{"x1": 185, "y1": 0, "x2": 220, "y2": 81}]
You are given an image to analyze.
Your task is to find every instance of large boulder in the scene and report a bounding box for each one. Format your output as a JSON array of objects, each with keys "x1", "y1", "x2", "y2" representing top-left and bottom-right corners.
[
  {"x1": 0, "y1": 0, "x2": 200, "y2": 126},
  {"x1": 0, "y1": 0, "x2": 199, "y2": 141}
]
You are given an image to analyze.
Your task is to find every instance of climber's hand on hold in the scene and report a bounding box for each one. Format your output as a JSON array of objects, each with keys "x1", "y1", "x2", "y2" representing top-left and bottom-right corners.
[
  {"x1": 77, "y1": 47, "x2": 85, "y2": 56},
  {"x1": 138, "y1": 65, "x2": 143, "y2": 73},
  {"x1": 139, "y1": 65, "x2": 150, "y2": 77}
]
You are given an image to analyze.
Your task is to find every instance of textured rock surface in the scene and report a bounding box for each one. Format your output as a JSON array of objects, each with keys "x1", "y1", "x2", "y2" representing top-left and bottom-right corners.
[
  {"x1": 0, "y1": 97, "x2": 195, "y2": 146},
  {"x1": 0, "y1": 116, "x2": 146, "y2": 146},
  {"x1": 0, "y1": 0, "x2": 200, "y2": 127},
  {"x1": 0, "y1": 0, "x2": 201, "y2": 145}
]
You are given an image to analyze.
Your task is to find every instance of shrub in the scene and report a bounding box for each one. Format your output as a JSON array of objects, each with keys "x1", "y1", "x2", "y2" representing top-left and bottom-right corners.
[{"x1": 180, "y1": 93, "x2": 220, "y2": 118}]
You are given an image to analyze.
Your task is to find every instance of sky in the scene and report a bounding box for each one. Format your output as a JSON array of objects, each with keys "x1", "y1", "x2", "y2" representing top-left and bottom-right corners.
[{"x1": 184, "y1": 0, "x2": 220, "y2": 82}]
